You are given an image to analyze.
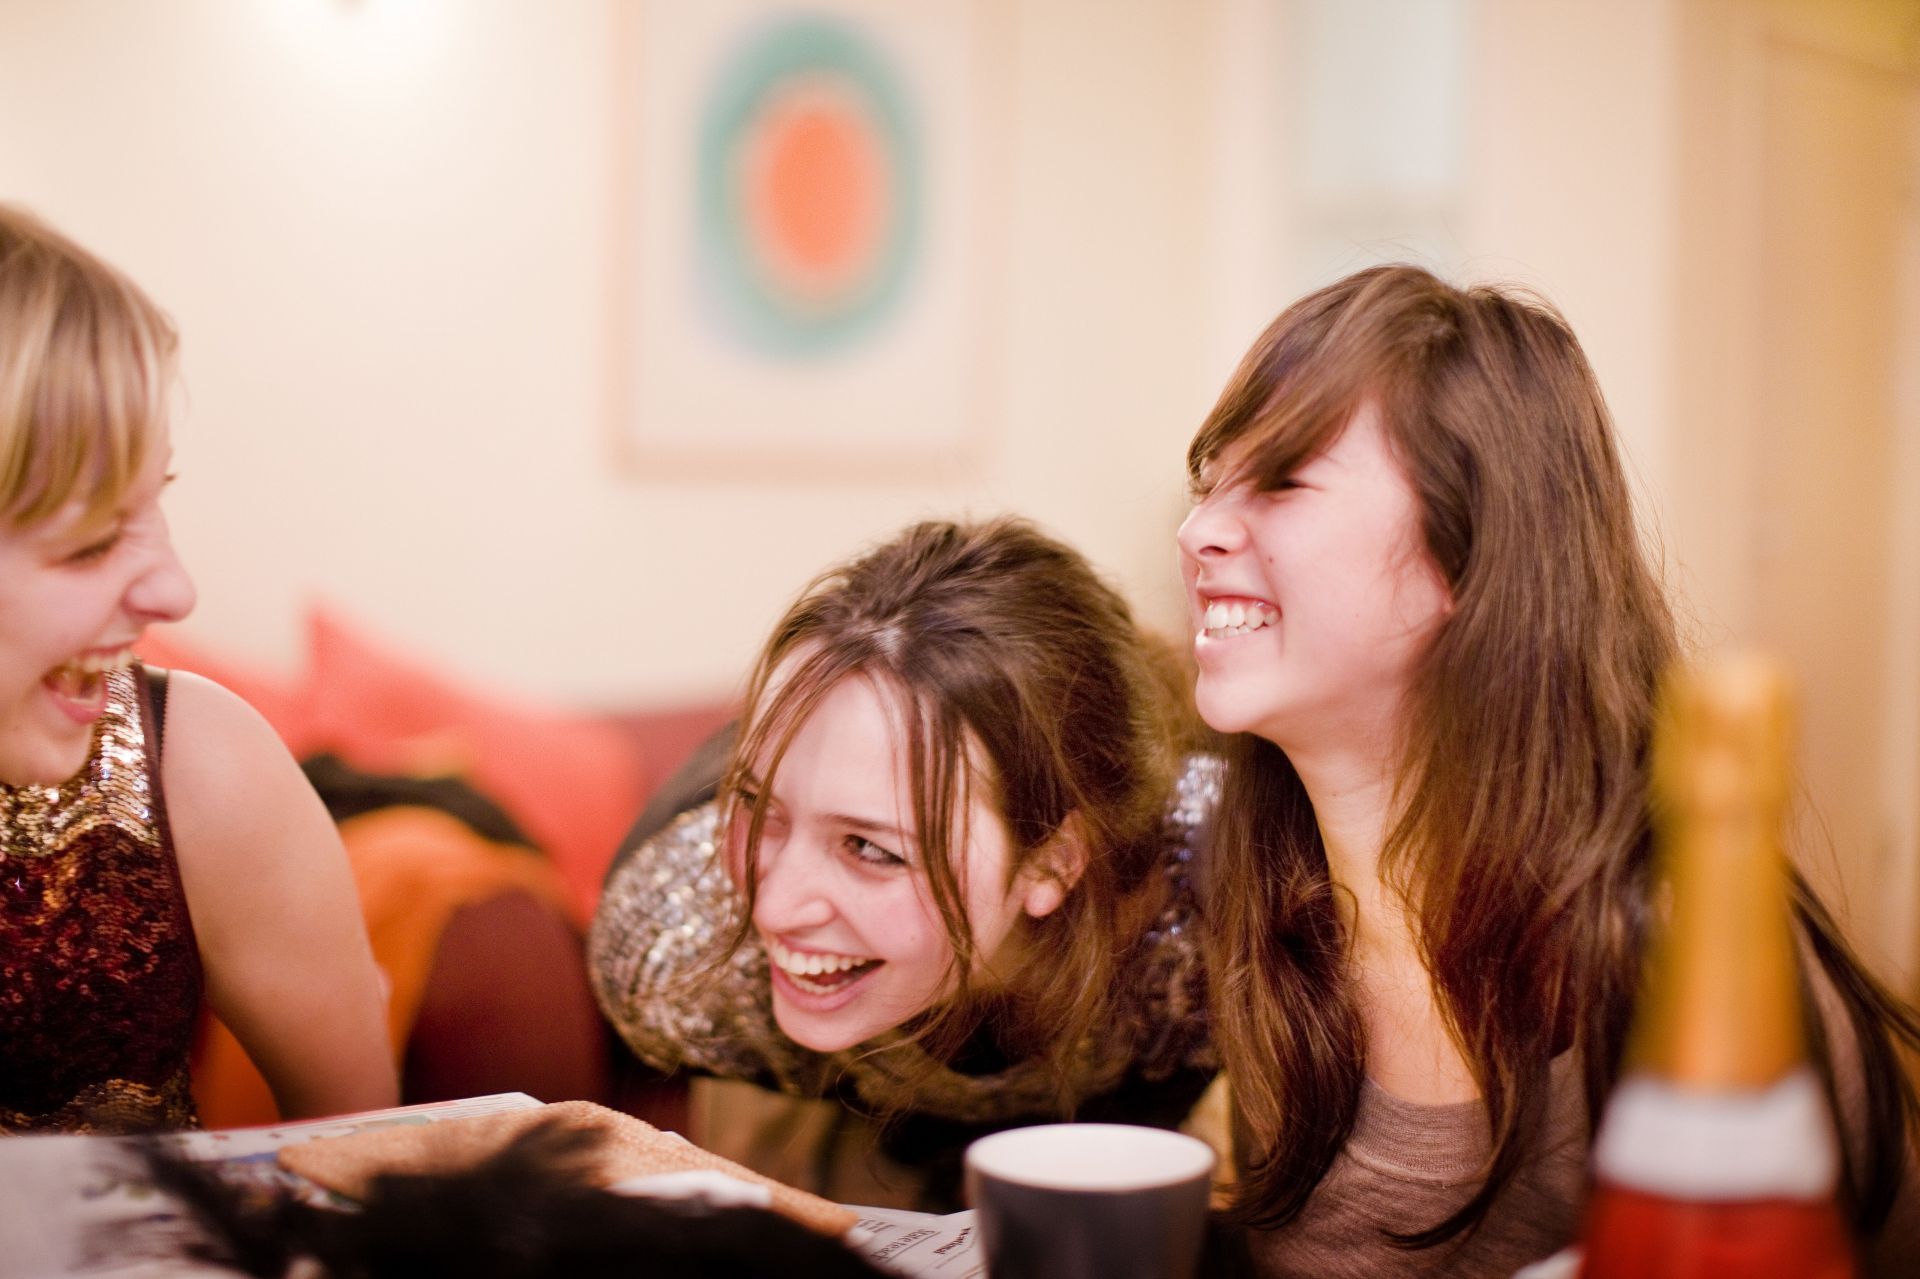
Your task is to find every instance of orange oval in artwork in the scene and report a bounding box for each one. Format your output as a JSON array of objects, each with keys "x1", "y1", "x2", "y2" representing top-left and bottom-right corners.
[{"x1": 743, "y1": 81, "x2": 888, "y2": 301}]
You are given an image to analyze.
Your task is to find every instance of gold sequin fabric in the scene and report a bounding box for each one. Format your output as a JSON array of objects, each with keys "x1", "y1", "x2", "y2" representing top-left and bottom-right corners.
[
  {"x1": 589, "y1": 753, "x2": 1222, "y2": 1127},
  {"x1": 0, "y1": 665, "x2": 202, "y2": 1133}
]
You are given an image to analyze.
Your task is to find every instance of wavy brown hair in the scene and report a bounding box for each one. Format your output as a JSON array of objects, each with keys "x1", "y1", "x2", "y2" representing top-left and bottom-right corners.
[
  {"x1": 723, "y1": 518, "x2": 1182, "y2": 1109},
  {"x1": 1191, "y1": 265, "x2": 1920, "y2": 1245},
  {"x1": 0, "y1": 203, "x2": 176, "y2": 531}
]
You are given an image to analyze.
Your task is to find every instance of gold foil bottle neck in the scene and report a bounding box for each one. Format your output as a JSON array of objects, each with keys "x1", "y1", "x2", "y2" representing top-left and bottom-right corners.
[
  {"x1": 1631, "y1": 652, "x2": 1804, "y2": 1089},
  {"x1": 1654, "y1": 653, "x2": 1794, "y2": 826}
]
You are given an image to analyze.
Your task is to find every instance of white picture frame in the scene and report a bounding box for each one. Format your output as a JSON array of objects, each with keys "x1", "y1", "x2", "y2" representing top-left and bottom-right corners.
[{"x1": 608, "y1": 0, "x2": 1002, "y2": 481}]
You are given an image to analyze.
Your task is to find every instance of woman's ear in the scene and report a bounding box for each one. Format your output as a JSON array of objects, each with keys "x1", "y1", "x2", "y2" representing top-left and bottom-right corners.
[{"x1": 1018, "y1": 814, "x2": 1090, "y2": 919}]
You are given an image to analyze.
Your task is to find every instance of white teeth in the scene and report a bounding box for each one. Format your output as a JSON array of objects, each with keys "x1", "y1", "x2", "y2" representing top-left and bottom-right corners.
[
  {"x1": 61, "y1": 649, "x2": 134, "y2": 676},
  {"x1": 768, "y1": 938, "x2": 875, "y2": 978},
  {"x1": 1201, "y1": 600, "x2": 1276, "y2": 638},
  {"x1": 768, "y1": 937, "x2": 880, "y2": 997}
]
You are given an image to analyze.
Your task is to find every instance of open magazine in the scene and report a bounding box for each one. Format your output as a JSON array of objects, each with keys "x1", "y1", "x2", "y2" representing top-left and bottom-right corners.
[
  {"x1": 847, "y1": 1206, "x2": 985, "y2": 1278},
  {"x1": 0, "y1": 1093, "x2": 985, "y2": 1278}
]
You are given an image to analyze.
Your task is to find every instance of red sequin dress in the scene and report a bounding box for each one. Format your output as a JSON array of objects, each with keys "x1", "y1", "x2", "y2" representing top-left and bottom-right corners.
[{"x1": 0, "y1": 665, "x2": 202, "y2": 1132}]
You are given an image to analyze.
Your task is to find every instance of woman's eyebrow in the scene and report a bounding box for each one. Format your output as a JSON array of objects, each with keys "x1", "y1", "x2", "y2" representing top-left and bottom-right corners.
[
  {"x1": 828, "y1": 812, "x2": 917, "y2": 846},
  {"x1": 736, "y1": 772, "x2": 916, "y2": 843}
]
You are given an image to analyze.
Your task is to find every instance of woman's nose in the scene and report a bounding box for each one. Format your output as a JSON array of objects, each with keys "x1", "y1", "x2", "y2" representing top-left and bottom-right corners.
[
  {"x1": 1177, "y1": 490, "x2": 1247, "y2": 561},
  {"x1": 126, "y1": 526, "x2": 197, "y2": 624},
  {"x1": 751, "y1": 839, "x2": 835, "y2": 933}
]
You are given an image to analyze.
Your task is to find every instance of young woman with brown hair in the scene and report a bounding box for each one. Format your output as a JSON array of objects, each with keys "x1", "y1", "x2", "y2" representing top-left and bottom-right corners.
[
  {"x1": 589, "y1": 517, "x2": 1218, "y2": 1210},
  {"x1": 1178, "y1": 264, "x2": 1919, "y2": 1274}
]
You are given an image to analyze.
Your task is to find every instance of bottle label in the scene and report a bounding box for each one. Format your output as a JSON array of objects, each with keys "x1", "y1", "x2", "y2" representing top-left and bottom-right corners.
[
  {"x1": 1591, "y1": 1068, "x2": 1839, "y2": 1201},
  {"x1": 1578, "y1": 1185, "x2": 1856, "y2": 1278}
]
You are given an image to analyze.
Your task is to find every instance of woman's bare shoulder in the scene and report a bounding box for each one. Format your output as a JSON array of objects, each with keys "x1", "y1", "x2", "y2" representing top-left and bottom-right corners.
[{"x1": 156, "y1": 670, "x2": 322, "y2": 850}]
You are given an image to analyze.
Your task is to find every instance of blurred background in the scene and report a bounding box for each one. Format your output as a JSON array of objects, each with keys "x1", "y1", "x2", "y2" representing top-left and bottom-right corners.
[{"x1": 2, "y1": 0, "x2": 1916, "y2": 994}]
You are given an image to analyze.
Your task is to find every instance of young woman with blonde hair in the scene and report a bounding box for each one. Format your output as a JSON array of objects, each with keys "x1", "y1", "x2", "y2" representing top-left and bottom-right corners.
[
  {"x1": 1178, "y1": 264, "x2": 1919, "y2": 1274},
  {"x1": 0, "y1": 205, "x2": 395, "y2": 1131}
]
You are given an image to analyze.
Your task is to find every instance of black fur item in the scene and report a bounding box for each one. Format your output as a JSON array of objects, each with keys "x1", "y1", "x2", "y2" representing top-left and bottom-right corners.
[{"x1": 127, "y1": 1118, "x2": 889, "y2": 1278}]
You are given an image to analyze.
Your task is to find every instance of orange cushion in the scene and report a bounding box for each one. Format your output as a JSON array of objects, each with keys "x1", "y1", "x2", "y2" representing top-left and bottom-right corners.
[
  {"x1": 299, "y1": 608, "x2": 647, "y2": 924},
  {"x1": 192, "y1": 805, "x2": 575, "y2": 1128}
]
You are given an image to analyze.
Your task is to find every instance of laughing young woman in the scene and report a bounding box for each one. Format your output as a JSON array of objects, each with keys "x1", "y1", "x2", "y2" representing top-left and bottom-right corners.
[
  {"x1": 0, "y1": 205, "x2": 395, "y2": 1132},
  {"x1": 589, "y1": 518, "x2": 1219, "y2": 1210},
  {"x1": 1179, "y1": 264, "x2": 1919, "y2": 1275}
]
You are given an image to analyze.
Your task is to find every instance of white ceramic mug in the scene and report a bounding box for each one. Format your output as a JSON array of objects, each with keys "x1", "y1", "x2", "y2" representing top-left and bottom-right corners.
[{"x1": 963, "y1": 1123, "x2": 1216, "y2": 1279}]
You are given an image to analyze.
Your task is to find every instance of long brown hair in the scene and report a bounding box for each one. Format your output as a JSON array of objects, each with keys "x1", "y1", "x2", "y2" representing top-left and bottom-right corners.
[
  {"x1": 1191, "y1": 265, "x2": 1920, "y2": 1244},
  {"x1": 724, "y1": 518, "x2": 1180, "y2": 1109}
]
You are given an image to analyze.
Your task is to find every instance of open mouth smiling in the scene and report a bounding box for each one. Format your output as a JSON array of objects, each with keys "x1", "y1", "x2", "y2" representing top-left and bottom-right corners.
[
  {"x1": 767, "y1": 937, "x2": 883, "y2": 996},
  {"x1": 42, "y1": 646, "x2": 134, "y2": 714},
  {"x1": 1202, "y1": 597, "x2": 1278, "y2": 639}
]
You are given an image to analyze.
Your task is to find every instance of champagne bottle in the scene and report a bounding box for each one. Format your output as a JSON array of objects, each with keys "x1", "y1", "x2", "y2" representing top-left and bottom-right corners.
[{"x1": 1578, "y1": 654, "x2": 1856, "y2": 1278}]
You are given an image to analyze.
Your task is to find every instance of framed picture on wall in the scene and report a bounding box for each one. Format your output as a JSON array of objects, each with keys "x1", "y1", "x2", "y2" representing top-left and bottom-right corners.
[{"x1": 608, "y1": 0, "x2": 1004, "y2": 481}]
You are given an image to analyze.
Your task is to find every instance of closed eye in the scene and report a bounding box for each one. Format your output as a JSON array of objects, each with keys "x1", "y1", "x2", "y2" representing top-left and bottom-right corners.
[
  {"x1": 64, "y1": 531, "x2": 123, "y2": 565},
  {"x1": 729, "y1": 787, "x2": 786, "y2": 836}
]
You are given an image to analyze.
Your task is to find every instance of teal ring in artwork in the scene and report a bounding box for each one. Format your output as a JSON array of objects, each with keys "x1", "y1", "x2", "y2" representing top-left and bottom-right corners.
[{"x1": 697, "y1": 15, "x2": 921, "y2": 358}]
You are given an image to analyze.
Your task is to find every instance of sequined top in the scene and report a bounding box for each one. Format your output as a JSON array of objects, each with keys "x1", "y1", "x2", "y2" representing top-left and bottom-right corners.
[
  {"x1": 0, "y1": 666, "x2": 202, "y2": 1133},
  {"x1": 589, "y1": 754, "x2": 1221, "y2": 1131}
]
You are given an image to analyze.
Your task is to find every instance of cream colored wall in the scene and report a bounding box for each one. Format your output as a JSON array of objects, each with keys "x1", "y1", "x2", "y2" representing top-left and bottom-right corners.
[
  {"x1": 1457, "y1": 0, "x2": 1680, "y2": 536},
  {"x1": 0, "y1": 0, "x2": 1221, "y2": 706},
  {"x1": 1670, "y1": 0, "x2": 1919, "y2": 987}
]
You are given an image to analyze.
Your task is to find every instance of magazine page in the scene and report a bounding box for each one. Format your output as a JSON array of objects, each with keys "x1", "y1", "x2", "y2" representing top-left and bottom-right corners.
[
  {"x1": 170, "y1": 1091, "x2": 544, "y2": 1195},
  {"x1": 849, "y1": 1205, "x2": 987, "y2": 1278},
  {"x1": 173, "y1": 1090, "x2": 543, "y2": 1160}
]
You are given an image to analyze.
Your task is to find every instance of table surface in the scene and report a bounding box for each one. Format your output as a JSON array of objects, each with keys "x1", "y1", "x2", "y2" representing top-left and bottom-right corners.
[{"x1": 0, "y1": 1093, "x2": 987, "y2": 1278}]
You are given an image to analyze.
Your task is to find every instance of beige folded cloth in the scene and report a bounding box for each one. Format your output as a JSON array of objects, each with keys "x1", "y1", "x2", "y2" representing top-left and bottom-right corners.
[{"x1": 276, "y1": 1099, "x2": 859, "y2": 1236}]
